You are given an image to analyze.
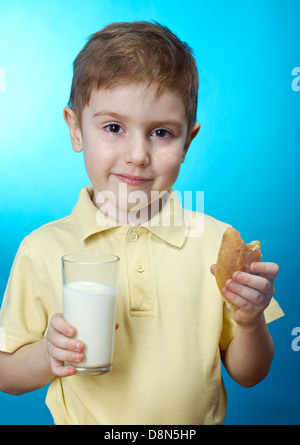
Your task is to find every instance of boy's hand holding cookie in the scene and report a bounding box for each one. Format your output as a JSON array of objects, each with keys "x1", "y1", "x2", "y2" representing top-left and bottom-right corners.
[
  {"x1": 211, "y1": 227, "x2": 279, "y2": 328},
  {"x1": 220, "y1": 261, "x2": 279, "y2": 327}
]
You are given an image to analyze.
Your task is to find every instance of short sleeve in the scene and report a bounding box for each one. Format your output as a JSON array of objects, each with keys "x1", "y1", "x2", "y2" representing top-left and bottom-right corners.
[
  {"x1": 219, "y1": 303, "x2": 236, "y2": 352},
  {"x1": 264, "y1": 297, "x2": 284, "y2": 323},
  {"x1": 0, "y1": 239, "x2": 50, "y2": 353},
  {"x1": 219, "y1": 297, "x2": 284, "y2": 352}
]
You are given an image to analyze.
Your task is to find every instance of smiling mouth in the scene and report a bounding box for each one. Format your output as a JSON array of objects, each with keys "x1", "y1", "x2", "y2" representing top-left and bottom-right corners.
[{"x1": 113, "y1": 173, "x2": 153, "y2": 186}]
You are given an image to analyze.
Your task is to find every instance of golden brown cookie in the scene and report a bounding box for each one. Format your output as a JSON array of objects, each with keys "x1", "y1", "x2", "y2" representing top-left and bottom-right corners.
[{"x1": 215, "y1": 227, "x2": 261, "y2": 307}]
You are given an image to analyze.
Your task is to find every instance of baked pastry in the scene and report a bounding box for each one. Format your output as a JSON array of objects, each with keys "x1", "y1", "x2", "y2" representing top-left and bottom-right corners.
[{"x1": 215, "y1": 227, "x2": 261, "y2": 306}]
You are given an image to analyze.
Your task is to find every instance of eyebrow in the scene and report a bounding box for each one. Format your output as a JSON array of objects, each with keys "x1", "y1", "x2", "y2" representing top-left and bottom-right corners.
[
  {"x1": 93, "y1": 111, "x2": 124, "y2": 119},
  {"x1": 93, "y1": 110, "x2": 184, "y2": 129}
]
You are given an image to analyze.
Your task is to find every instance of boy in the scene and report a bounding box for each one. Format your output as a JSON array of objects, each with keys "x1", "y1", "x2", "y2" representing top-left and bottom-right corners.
[{"x1": 0, "y1": 21, "x2": 283, "y2": 425}]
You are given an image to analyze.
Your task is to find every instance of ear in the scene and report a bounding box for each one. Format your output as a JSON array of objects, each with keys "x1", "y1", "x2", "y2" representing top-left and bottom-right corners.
[
  {"x1": 63, "y1": 106, "x2": 83, "y2": 153},
  {"x1": 181, "y1": 123, "x2": 201, "y2": 163}
]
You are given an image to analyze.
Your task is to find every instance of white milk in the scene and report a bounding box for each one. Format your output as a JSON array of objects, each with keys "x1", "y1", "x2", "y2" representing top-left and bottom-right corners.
[{"x1": 63, "y1": 281, "x2": 116, "y2": 368}]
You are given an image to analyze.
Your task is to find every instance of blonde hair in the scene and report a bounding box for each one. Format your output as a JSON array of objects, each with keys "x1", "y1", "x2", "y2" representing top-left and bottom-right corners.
[{"x1": 68, "y1": 21, "x2": 199, "y2": 128}]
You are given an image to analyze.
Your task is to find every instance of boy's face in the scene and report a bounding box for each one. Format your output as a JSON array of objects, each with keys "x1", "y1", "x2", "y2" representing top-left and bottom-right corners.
[{"x1": 64, "y1": 83, "x2": 200, "y2": 222}]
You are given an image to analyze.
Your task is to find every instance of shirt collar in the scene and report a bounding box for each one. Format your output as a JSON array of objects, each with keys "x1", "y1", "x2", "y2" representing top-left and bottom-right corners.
[{"x1": 72, "y1": 185, "x2": 188, "y2": 248}]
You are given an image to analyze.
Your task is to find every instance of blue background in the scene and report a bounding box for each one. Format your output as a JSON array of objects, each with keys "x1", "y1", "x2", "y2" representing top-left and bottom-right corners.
[{"x1": 0, "y1": 0, "x2": 299, "y2": 425}]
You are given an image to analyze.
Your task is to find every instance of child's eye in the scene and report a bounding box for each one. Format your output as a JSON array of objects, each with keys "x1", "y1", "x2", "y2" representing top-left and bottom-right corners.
[
  {"x1": 152, "y1": 129, "x2": 172, "y2": 138},
  {"x1": 105, "y1": 124, "x2": 124, "y2": 134}
]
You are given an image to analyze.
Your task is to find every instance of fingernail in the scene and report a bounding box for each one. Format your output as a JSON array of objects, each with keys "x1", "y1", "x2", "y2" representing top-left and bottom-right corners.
[
  {"x1": 251, "y1": 262, "x2": 257, "y2": 272},
  {"x1": 74, "y1": 353, "x2": 82, "y2": 362},
  {"x1": 67, "y1": 327, "x2": 74, "y2": 336},
  {"x1": 75, "y1": 341, "x2": 82, "y2": 351}
]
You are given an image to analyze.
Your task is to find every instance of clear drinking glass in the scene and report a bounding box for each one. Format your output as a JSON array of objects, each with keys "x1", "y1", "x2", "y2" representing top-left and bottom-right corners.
[{"x1": 62, "y1": 253, "x2": 120, "y2": 376}]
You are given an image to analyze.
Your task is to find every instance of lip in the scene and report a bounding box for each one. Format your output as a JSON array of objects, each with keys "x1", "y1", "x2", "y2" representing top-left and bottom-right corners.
[{"x1": 113, "y1": 173, "x2": 153, "y2": 186}]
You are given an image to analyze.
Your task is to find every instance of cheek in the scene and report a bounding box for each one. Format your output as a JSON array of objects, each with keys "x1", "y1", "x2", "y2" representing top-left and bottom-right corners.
[
  {"x1": 82, "y1": 149, "x2": 98, "y2": 177},
  {"x1": 155, "y1": 151, "x2": 183, "y2": 179},
  {"x1": 82, "y1": 142, "x2": 116, "y2": 176}
]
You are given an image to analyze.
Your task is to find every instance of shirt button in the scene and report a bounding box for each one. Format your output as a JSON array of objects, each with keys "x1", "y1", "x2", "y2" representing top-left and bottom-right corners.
[
  {"x1": 129, "y1": 231, "x2": 139, "y2": 242},
  {"x1": 136, "y1": 264, "x2": 145, "y2": 273}
]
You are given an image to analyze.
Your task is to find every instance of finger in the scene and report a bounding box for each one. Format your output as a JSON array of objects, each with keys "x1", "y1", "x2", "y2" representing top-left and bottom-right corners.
[
  {"x1": 50, "y1": 313, "x2": 77, "y2": 337},
  {"x1": 48, "y1": 343, "x2": 84, "y2": 364},
  {"x1": 210, "y1": 264, "x2": 216, "y2": 276},
  {"x1": 50, "y1": 357, "x2": 77, "y2": 377},
  {"x1": 225, "y1": 279, "x2": 270, "y2": 308},
  {"x1": 250, "y1": 262, "x2": 279, "y2": 280},
  {"x1": 232, "y1": 271, "x2": 273, "y2": 296},
  {"x1": 47, "y1": 329, "x2": 84, "y2": 353},
  {"x1": 222, "y1": 287, "x2": 257, "y2": 311},
  {"x1": 115, "y1": 322, "x2": 120, "y2": 330}
]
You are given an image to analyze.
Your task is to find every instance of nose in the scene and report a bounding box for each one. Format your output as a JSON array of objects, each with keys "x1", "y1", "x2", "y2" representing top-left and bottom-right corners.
[{"x1": 125, "y1": 134, "x2": 150, "y2": 167}]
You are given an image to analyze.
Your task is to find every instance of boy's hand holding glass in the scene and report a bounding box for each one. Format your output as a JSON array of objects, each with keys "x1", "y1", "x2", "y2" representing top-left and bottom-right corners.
[
  {"x1": 46, "y1": 314, "x2": 120, "y2": 377},
  {"x1": 46, "y1": 252, "x2": 120, "y2": 377},
  {"x1": 46, "y1": 313, "x2": 85, "y2": 377}
]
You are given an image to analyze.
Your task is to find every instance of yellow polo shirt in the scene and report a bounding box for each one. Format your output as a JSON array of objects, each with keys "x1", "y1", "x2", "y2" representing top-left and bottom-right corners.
[{"x1": 0, "y1": 185, "x2": 284, "y2": 425}]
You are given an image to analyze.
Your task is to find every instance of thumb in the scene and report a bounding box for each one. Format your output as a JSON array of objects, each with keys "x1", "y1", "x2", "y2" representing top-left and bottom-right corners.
[{"x1": 210, "y1": 264, "x2": 216, "y2": 276}]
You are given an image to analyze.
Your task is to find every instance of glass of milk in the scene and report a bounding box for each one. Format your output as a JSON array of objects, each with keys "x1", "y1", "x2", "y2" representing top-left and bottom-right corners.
[{"x1": 62, "y1": 253, "x2": 120, "y2": 376}]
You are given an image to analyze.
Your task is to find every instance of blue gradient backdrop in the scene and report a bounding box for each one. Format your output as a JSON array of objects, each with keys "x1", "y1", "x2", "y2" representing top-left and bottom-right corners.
[{"x1": 0, "y1": 0, "x2": 299, "y2": 425}]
